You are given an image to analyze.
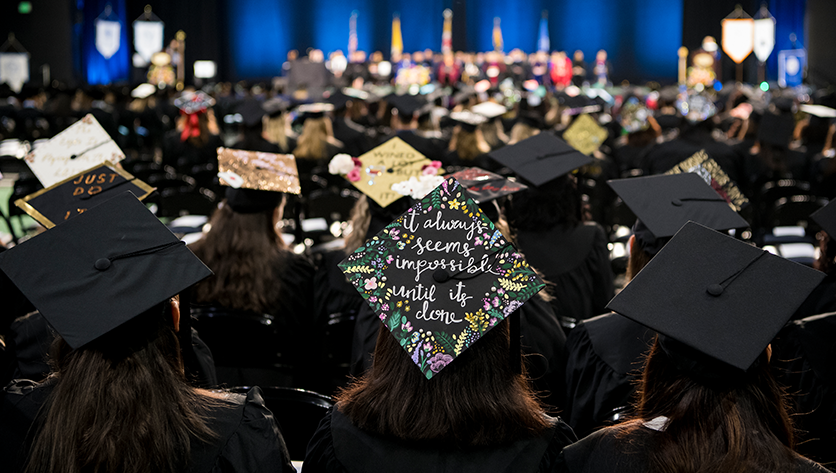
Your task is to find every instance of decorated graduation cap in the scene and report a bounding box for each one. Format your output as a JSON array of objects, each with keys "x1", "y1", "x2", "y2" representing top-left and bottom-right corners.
[
  {"x1": 619, "y1": 98, "x2": 651, "y2": 133},
  {"x1": 24, "y1": 114, "x2": 126, "y2": 188},
  {"x1": 217, "y1": 147, "x2": 301, "y2": 213},
  {"x1": 448, "y1": 167, "x2": 528, "y2": 204},
  {"x1": 296, "y1": 102, "x2": 334, "y2": 120},
  {"x1": 810, "y1": 199, "x2": 836, "y2": 239},
  {"x1": 262, "y1": 97, "x2": 290, "y2": 117},
  {"x1": 563, "y1": 114, "x2": 608, "y2": 156},
  {"x1": 470, "y1": 101, "x2": 508, "y2": 120},
  {"x1": 757, "y1": 112, "x2": 795, "y2": 148},
  {"x1": 15, "y1": 161, "x2": 155, "y2": 228},
  {"x1": 608, "y1": 173, "x2": 749, "y2": 255},
  {"x1": 328, "y1": 137, "x2": 440, "y2": 208},
  {"x1": 0, "y1": 192, "x2": 213, "y2": 350},
  {"x1": 607, "y1": 221, "x2": 825, "y2": 375},
  {"x1": 174, "y1": 91, "x2": 215, "y2": 114},
  {"x1": 488, "y1": 132, "x2": 592, "y2": 187},
  {"x1": 449, "y1": 110, "x2": 488, "y2": 132},
  {"x1": 665, "y1": 150, "x2": 749, "y2": 212},
  {"x1": 338, "y1": 177, "x2": 545, "y2": 379}
]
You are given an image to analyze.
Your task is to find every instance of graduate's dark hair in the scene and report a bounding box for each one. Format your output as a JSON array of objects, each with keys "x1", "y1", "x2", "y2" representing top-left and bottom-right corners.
[
  {"x1": 617, "y1": 338, "x2": 800, "y2": 472},
  {"x1": 503, "y1": 174, "x2": 582, "y2": 231},
  {"x1": 189, "y1": 201, "x2": 288, "y2": 313},
  {"x1": 336, "y1": 318, "x2": 551, "y2": 446},
  {"x1": 25, "y1": 303, "x2": 222, "y2": 473},
  {"x1": 815, "y1": 231, "x2": 835, "y2": 276}
]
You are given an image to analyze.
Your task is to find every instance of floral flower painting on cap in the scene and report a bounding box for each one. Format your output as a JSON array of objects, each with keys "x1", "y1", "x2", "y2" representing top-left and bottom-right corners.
[{"x1": 339, "y1": 176, "x2": 545, "y2": 379}]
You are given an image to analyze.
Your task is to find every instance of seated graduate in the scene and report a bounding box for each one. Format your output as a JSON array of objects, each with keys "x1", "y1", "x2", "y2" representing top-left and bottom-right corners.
[
  {"x1": 491, "y1": 132, "x2": 614, "y2": 326},
  {"x1": 444, "y1": 110, "x2": 495, "y2": 171},
  {"x1": 0, "y1": 192, "x2": 294, "y2": 473},
  {"x1": 262, "y1": 96, "x2": 298, "y2": 154},
  {"x1": 231, "y1": 99, "x2": 282, "y2": 153},
  {"x1": 792, "y1": 186, "x2": 836, "y2": 318},
  {"x1": 303, "y1": 176, "x2": 577, "y2": 472},
  {"x1": 563, "y1": 172, "x2": 751, "y2": 438},
  {"x1": 379, "y1": 94, "x2": 448, "y2": 161},
  {"x1": 557, "y1": 221, "x2": 828, "y2": 473},
  {"x1": 162, "y1": 91, "x2": 223, "y2": 173},
  {"x1": 189, "y1": 149, "x2": 315, "y2": 380}
]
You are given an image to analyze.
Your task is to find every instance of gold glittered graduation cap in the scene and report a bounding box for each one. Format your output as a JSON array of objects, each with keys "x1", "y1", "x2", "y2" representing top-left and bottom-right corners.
[
  {"x1": 338, "y1": 177, "x2": 545, "y2": 379},
  {"x1": 562, "y1": 114, "x2": 608, "y2": 156},
  {"x1": 15, "y1": 161, "x2": 155, "y2": 229},
  {"x1": 24, "y1": 114, "x2": 126, "y2": 188},
  {"x1": 607, "y1": 221, "x2": 825, "y2": 373},
  {"x1": 330, "y1": 137, "x2": 439, "y2": 208},
  {"x1": 665, "y1": 150, "x2": 749, "y2": 212},
  {"x1": 217, "y1": 147, "x2": 301, "y2": 195},
  {"x1": 0, "y1": 192, "x2": 213, "y2": 350}
]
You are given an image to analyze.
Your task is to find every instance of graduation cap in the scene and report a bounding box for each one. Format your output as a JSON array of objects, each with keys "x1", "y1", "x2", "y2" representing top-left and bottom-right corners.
[
  {"x1": 619, "y1": 98, "x2": 651, "y2": 133},
  {"x1": 24, "y1": 114, "x2": 126, "y2": 188},
  {"x1": 235, "y1": 100, "x2": 267, "y2": 127},
  {"x1": 810, "y1": 199, "x2": 836, "y2": 239},
  {"x1": 448, "y1": 167, "x2": 528, "y2": 204},
  {"x1": 0, "y1": 192, "x2": 213, "y2": 350},
  {"x1": 488, "y1": 132, "x2": 593, "y2": 187},
  {"x1": 608, "y1": 173, "x2": 749, "y2": 255},
  {"x1": 15, "y1": 161, "x2": 155, "y2": 228},
  {"x1": 757, "y1": 112, "x2": 795, "y2": 148},
  {"x1": 131, "y1": 83, "x2": 156, "y2": 99},
  {"x1": 262, "y1": 97, "x2": 290, "y2": 117},
  {"x1": 217, "y1": 147, "x2": 301, "y2": 213},
  {"x1": 800, "y1": 104, "x2": 836, "y2": 119},
  {"x1": 470, "y1": 101, "x2": 508, "y2": 120},
  {"x1": 449, "y1": 110, "x2": 488, "y2": 132},
  {"x1": 328, "y1": 138, "x2": 439, "y2": 208},
  {"x1": 677, "y1": 93, "x2": 716, "y2": 123},
  {"x1": 338, "y1": 176, "x2": 545, "y2": 379},
  {"x1": 665, "y1": 150, "x2": 749, "y2": 212},
  {"x1": 607, "y1": 221, "x2": 825, "y2": 374},
  {"x1": 563, "y1": 114, "x2": 608, "y2": 156},
  {"x1": 296, "y1": 102, "x2": 334, "y2": 119},
  {"x1": 327, "y1": 91, "x2": 352, "y2": 111},
  {"x1": 174, "y1": 91, "x2": 215, "y2": 114},
  {"x1": 387, "y1": 94, "x2": 426, "y2": 118}
]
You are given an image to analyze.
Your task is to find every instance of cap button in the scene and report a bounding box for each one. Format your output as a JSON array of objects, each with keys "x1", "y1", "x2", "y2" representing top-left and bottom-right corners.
[
  {"x1": 706, "y1": 284, "x2": 724, "y2": 296},
  {"x1": 671, "y1": 198, "x2": 683, "y2": 206},
  {"x1": 94, "y1": 258, "x2": 112, "y2": 271},
  {"x1": 433, "y1": 269, "x2": 450, "y2": 283}
]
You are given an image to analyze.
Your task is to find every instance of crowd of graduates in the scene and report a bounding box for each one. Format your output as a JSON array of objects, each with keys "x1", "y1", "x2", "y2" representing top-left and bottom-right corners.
[{"x1": 0, "y1": 45, "x2": 836, "y2": 472}]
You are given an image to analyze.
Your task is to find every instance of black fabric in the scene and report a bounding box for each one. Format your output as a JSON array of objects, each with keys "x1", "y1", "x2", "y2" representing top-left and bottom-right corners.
[
  {"x1": 162, "y1": 130, "x2": 224, "y2": 172},
  {"x1": 556, "y1": 424, "x2": 829, "y2": 473},
  {"x1": 302, "y1": 408, "x2": 576, "y2": 473},
  {"x1": 313, "y1": 249, "x2": 364, "y2": 326},
  {"x1": 641, "y1": 131, "x2": 745, "y2": 188},
  {"x1": 792, "y1": 275, "x2": 836, "y2": 321},
  {"x1": 380, "y1": 131, "x2": 447, "y2": 161},
  {"x1": 515, "y1": 223, "x2": 614, "y2": 322},
  {"x1": 564, "y1": 313, "x2": 655, "y2": 437},
  {"x1": 0, "y1": 382, "x2": 294, "y2": 473},
  {"x1": 230, "y1": 136, "x2": 282, "y2": 154}
]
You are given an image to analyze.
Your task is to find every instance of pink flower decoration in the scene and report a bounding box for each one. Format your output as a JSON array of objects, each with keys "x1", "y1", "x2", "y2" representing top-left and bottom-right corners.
[
  {"x1": 379, "y1": 313, "x2": 387, "y2": 321},
  {"x1": 421, "y1": 161, "x2": 442, "y2": 175},
  {"x1": 423, "y1": 342, "x2": 432, "y2": 351},
  {"x1": 347, "y1": 167, "x2": 361, "y2": 182},
  {"x1": 386, "y1": 255, "x2": 394, "y2": 264},
  {"x1": 369, "y1": 296, "x2": 377, "y2": 303},
  {"x1": 364, "y1": 277, "x2": 378, "y2": 290},
  {"x1": 402, "y1": 321, "x2": 413, "y2": 332},
  {"x1": 381, "y1": 303, "x2": 390, "y2": 311},
  {"x1": 351, "y1": 157, "x2": 362, "y2": 167}
]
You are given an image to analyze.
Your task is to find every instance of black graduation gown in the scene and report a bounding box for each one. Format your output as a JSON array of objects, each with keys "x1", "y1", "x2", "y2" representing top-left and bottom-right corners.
[
  {"x1": 302, "y1": 408, "x2": 576, "y2": 473},
  {"x1": 792, "y1": 274, "x2": 836, "y2": 321},
  {"x1": 772, "y1": 312, "x2": 836, "y2": 467},
  {"x1": 563, "y1": 313, "x2": 655, "y2": 438},
  {"x1": 641, "y1": 130, "x2": 745, "y2": 188},
  {"x1": 162, "y1": 131, "x2": 224, "y2": 173},
  {"x1": 231, "y1": 136, "x2": 282, "y2": 153},
  {"x1": 515, "y1": 223, "x2": 614, "y2": 323},
  {"x1": 332, "y1": 117, "x2": 373, "y2": 157},
  {"x1": 379, "y1": 131, "x2": 447, "y2": 161},
  {"x1": 556, "y1": 423, "x2": 829, "y2": 473},
  {"x1": 0, "y1": 382, "x2": 295, "y2": 473}
]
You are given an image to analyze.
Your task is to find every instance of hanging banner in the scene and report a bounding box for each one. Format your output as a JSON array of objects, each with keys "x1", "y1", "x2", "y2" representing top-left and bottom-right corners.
[
  {"x1": 778, "y1": 49, "x2": 806, "y2": 88},
  {"x1": 441, "y1": 9, "x2": 452, "y2": 54},
  {"x1": 721, "y1": 18, "x2": 754, "y2": 64},
  {"x1": 133, "y1": 20, "x2": 164, "y2": 63},
  {"x1": 0, "y1": 53, "x2": 29, "y2": 93},
  {"x1": 96, "y1": 19, "x2": 122, "y2": 60},
  {"x1": 753, "y1": 17, "x2": 775, "y2": 62}
]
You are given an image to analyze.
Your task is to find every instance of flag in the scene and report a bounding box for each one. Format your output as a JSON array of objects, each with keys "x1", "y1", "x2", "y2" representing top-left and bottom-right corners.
[
  {"x1": 349, "y1": 10, "x2": 358, "y2": 56},
  {"x1": 492, "y1": 17, "x2": 503, "y2": 52},
  {"x1": 96, "y1": 19, "x2": 122, "y2": 60},
  {"x1": 441, "y1": 9, "x2": 453, "y2": 54},
  {"x1": 391, "y1": 14, "x2": 403, "y2": 57},
  {"x1": 538, "y1": 11, "x2": 550, "y2": 53}
]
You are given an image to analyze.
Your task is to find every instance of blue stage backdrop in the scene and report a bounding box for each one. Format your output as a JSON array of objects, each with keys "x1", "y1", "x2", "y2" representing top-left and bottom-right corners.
[
  {"x1": 767, "y1": 0, "x2": 806, "y2": 81},
  {"x1": 82, "y1": 0, "x2": 131, "y2": 85},
  {"x1": 224, "y1": 0, "x2": 684, "y2": 82}
]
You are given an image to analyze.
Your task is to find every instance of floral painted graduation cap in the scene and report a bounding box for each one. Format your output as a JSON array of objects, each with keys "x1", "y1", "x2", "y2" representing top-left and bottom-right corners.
[
  {"x1": 328, "y1": 137, "x2": 440, "y2": 208},
  {"x1": 665, "y1": 150, "x2": 749, "y2": 212},
  {"x1": 338, "y1": 176, "x2": 545, "y2": 379},
  {"x1": 24, "y1": 114, "x2": 126, "y2": 188},
  {"x1": 15, "y1": 161, "x2": 155, "y2": 228},
  {"x1": 562, "y1": 114, "x2": 608, "y2": 156},
  {"x1": 448, "y1": 167, "x2": 528, "y2": 204}
]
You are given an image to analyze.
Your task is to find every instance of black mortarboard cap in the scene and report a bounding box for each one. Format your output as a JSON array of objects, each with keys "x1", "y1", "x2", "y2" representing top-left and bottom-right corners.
[
  {"x1": 15, "y1": 161, "x2": 155, "y2": 228},
  {"x1": 235, "y1": 99, "x2": 267, "y2": 127},
  {"x1": 488, "y1": 132, "x2": 592, "y2": 187},
  {"x1": 608, "y1": 173, "x2": 749, "y2": 243},
  {"x1": 327, "y1": 92, "x2": 352, "y2": 111},
  {"x1": 339, "y1": 177, "x2": 545, "y2": 379},
  {"x1": 0, "y1": 192, "x2": 213, "y2": 350},
  {"x1": 810, "y1": 199, "x2": 836, "y2": 239},
  {"x1": 262, "y1": 97, "x2": 290, "y2": 117},
  {"x1": 607, "y1": 221, "x2": 826, "y2": 372},
  {"x1": 757, "y1": 112, "x2": 795, "y2": 148},
  {"x1": 387, "y1": 94, "x2": 426, "y2": 117}
]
